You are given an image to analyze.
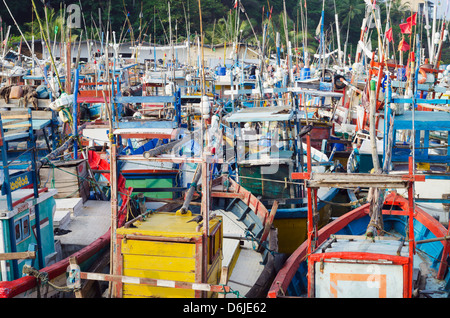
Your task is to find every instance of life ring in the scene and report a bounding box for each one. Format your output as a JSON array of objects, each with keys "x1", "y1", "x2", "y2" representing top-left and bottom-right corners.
[{"x1": 418, "y1": 68, "x2": 427, "y2": 84}]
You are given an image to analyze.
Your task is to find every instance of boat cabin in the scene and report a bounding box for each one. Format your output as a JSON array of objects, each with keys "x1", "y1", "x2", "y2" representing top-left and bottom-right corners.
[
  {"x1": 0, "y1": 110, "x2": 58, "y2": 281},
  {"x1": 390, "y1": 110, "x2": 450, "y2": 167}
]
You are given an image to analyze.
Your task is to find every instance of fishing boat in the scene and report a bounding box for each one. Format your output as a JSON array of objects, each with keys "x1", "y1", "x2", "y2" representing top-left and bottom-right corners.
[
  {"x1": 74, "y1": 95, "x2": 282, "y2": 298},
  {"x1": 0, "y1": 105, "x2": 134, "y2": 297},
  {"x1": 101, "y1": 172, "x2": 279, "y2": 298},
  {"x1": 267, "y1": 152, "x2": 450, "y2": 298},
  {"x1": 267, "y1": 190, "x2": 450, "y2": 298},
  {"x1": 387, "y1": 110, "x2": 450, "y2": 226}
]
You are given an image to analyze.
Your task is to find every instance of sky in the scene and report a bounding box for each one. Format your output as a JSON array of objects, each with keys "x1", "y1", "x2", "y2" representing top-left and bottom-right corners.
[{"x1": 432, "y1": 0, "x2": 450, "y2": 18}]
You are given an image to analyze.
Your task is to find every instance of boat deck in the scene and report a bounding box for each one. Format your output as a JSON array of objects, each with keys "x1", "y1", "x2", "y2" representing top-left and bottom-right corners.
[
  {"x1": 213, "y1": 209, "x2": 265, "y2": 298},
  {"x1": 55, "y1": 200, "x2": 111, "y2": 258}
]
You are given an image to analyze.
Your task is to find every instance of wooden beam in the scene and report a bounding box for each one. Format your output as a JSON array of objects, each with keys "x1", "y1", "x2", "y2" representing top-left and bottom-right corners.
[
  {"x1": 218, "y1": 266, "x2": 229, "y2": 298},
  {"x1": 79, "y1": 272, "x2": 232, "y2": 294},
  {"x1": 0, "y1": 251, "x2": 36, "y2": 261},
  {"x1": 210, "y1": 192, "x2": 244, "y2": 199},
  {"x1": 292, "y1": 172, "x2": 424, "y2": 189}
]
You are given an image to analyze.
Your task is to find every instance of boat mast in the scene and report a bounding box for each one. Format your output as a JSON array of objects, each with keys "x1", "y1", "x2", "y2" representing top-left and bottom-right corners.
[
  {"x1": 333, "y1": 0, "x2": 342, "y2": 67},
  {"x1": 320, "y1": 0, "x2": 325, "y2": 80}
]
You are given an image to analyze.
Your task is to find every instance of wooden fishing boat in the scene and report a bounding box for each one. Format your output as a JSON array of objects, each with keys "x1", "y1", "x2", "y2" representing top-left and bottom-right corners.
[
  {"x1": 268, "y1": 190, "x2": 450, "y2": 298},
  {"x1": 267, "y1": 156, "x2": 450, "y2": 298},
  {"x1": 0, "y1": 145, "x2": 133, "y2": 298},
  {"x1": 100, "y1": 168, "x2": 279, "y2": 298},
  {"x1": 387, "y1": 110, "x2": 450, "y2": 226}
]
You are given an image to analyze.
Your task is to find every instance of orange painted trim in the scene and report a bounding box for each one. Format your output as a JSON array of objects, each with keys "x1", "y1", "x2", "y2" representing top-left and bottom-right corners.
[
  {"x1": 418, "y1": 68, "x2": 427, "y2": 84},
  {"x1": 329, "y1": 273, "x2": 387, "y2": 298}
]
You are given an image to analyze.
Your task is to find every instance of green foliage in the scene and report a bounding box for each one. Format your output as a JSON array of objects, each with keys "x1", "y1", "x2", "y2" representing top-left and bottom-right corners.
[{"x1": 0, "y1": 0, "x2": 447, "y2": 63}]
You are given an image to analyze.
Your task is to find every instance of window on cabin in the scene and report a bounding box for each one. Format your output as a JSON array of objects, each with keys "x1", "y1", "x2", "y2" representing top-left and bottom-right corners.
[
  {"x1": 22, "y1": 217, "x2": 30, "y2": 238},
  {"x1": 208, "y1": 229, "x2": 222, "y2": 265},
  {"x1": 15, "y1": 222, "x2": 21, "y2": 242},
  {"x1": 14, "y1": 215, "x2": 31, "y2": 244}
]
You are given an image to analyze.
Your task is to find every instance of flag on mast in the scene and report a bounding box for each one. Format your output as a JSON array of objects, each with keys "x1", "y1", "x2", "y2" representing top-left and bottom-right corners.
[
  {"x1": 406, "y1": 13, "x2": 417, "y2": 26},
  {"x1": 399, "y1": 22, "x2": 412, "y2": 34},
  {"x1": 385, "y1": 27, "x2": 393, "y2": 42},
  {"x1": 398, "y1": 37, "x2": 410, "y2": 51}
]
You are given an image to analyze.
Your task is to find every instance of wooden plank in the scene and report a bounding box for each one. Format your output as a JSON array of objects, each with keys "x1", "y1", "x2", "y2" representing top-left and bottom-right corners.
[
  {"x1": 295, "y1": 172, "x2": 424, "y2": 188},
  {"x1": 259, "y1": 200, "x2": 278, "y2": 247},
  {"x1": 1, "y1": 115, "x2": 31, "y2": 120},
  {"x1": 218, "y1": 266, "x2": 229, "y2": 298},
  {"x1": 210, "y1": 192, "x2": 245, "y2": 199},
  {"x1": 3, "y1": 123, "x2": 32, "y2": 129},
  {"x1": 31, "y1": 111, "x2": 52, "y2": 119},
  {"x1": 80, "y1": 271, "x2": 232, "y2": 293},
  {"x1": 121, "y1": 240, "x2": 195, "y2": 258},
  {"x1": 0, "y1": 251, "x2": 36, "y2": 261},
  {"x1": 114, "y1": 96, "x2": 175, "y2": 104},
  {"x1": 307, "y1": 181, "x2": 408, "y2": 188},
  {"x1": 123, "y1": 254, "x2": 196, "y2": 272},
  {"x1": 69, "y1": 257, "x2": 83, "y2": 298}
]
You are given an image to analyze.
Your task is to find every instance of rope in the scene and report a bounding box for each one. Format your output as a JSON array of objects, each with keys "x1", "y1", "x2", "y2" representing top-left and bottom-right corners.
[
  {"x1": 320, "y1": 197, "x2": 367, "y2": 207},
  {"x1": 218, "y1": 284, "x2": 245, "y2": 298},
  {"x1": 23, "y1": 265, "x2": 79, "y2": 295}
]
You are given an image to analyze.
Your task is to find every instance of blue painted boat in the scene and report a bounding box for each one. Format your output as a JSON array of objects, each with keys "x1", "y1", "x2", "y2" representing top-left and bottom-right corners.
[{"x1": 88, "y1": 103, "x2": 103, "y2": 119}]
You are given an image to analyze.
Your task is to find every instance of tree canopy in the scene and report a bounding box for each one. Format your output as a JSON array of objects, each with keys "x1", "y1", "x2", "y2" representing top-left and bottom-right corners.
[{"x1": 0, "y1": 0, "x2": 447, "y2": 62}]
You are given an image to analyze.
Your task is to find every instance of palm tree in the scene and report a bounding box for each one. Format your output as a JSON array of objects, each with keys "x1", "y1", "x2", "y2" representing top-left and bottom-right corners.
[
  {"x1": 334, "y1": 0, "x2": 366, "y2": 60},
  {"x1": 26, "y1": 7, "x2": 80, "y2": 43},
  {"x1": 204, "y1": 10, "x2": 253, "y2": 46}
]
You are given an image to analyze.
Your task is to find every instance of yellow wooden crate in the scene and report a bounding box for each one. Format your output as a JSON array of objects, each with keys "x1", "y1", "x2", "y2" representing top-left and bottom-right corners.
[{"x1": 116, "y1": 211, "x2": 223, "y2": 298}]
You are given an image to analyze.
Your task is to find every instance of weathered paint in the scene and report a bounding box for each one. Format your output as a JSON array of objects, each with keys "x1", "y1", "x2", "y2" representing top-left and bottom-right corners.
[
  {"x1": 273, "y1": 218, "x2": 307, "y2": 254},
  {"x1": 267, "y1": 192, "x2": 450, "y2": 298}
]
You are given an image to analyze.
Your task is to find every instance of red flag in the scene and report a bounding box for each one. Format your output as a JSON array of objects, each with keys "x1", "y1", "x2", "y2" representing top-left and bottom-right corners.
[
  {"x1": 385, "y1": 27, "x2": 393, "y2": 42},
  {"x1": 234, "y1": 0, "x2": 238, "y2": 8},
  {"x1": 406, "y1": 13, "x2": 417, "y2": 26},
  {"x1": 399, "y1": 22, "x2": 412, "y2": 34},
  {"x1": 398, "y1": 38, "x2": 410, "y2": 52}
]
